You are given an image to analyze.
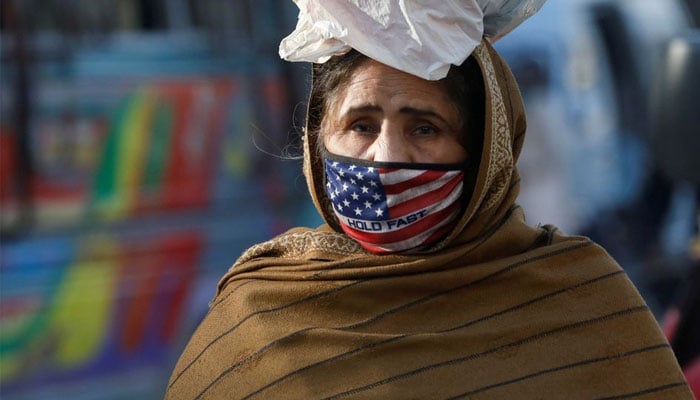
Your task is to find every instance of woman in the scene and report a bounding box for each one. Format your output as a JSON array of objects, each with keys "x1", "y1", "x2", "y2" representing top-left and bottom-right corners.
[
  {"x1": 166, "y1": 0, "x2": 692, "y2": 384},
  {"x1": 164, "y1": 37, "x2": 692, "y2": 399}
]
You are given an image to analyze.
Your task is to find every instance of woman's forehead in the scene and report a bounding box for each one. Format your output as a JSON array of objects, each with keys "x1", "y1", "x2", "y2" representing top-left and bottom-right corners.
[
  {"x1": 332, "y1": 60, "x2": 454, "y2": 112},
  {"x1": 344, "y1": 60, "x2": 445, "y2": 90}
]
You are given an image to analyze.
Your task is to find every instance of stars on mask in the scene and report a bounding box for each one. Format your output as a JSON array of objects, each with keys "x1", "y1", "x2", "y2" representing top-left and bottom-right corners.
[{"x1": 325, "y1": 160, "x2": 388, "y2": 221}]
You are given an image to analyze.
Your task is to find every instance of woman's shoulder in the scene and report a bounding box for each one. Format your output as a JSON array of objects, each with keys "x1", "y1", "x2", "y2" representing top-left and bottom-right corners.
[
  {"x1": 213, "y1": 225, "x2": 364, "y2": 294},
  {"x1": 234, "y1": 225, "x2": 363, "y2": 266}
]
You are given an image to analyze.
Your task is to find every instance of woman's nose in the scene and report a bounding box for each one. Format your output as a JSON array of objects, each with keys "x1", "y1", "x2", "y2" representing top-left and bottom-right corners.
[{"x1": 371, "y1": 125, "x2": 412, "y2": 163}]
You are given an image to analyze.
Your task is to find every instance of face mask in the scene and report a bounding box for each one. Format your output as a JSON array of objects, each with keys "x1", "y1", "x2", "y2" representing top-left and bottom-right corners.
[{"x1": 324, "y1": 153, "x2": 466, "y2": 254}]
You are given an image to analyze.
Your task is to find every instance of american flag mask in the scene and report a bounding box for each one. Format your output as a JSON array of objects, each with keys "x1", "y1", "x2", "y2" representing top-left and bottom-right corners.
[{"x1": 324, "y1": 154, "x2": 466, "y2": 254}]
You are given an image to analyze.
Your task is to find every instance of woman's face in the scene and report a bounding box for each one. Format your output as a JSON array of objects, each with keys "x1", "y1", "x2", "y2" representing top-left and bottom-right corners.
[{"x1": 322, "y1": 59, "x2": 468, "y2": 164}]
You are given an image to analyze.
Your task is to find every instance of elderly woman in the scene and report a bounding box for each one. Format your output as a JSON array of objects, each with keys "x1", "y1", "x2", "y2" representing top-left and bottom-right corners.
[{"x1": 164, "y1": 3, "x2": 692, "y2": 399}]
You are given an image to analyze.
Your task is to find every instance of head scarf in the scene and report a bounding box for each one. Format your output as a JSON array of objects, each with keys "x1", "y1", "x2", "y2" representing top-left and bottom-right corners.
[
  {"x1": 164, "y1": 40, "x2": 692, "y2": 400},
  {"x1": 302, "y1": 39, "x2": 524, "y2": 256}
]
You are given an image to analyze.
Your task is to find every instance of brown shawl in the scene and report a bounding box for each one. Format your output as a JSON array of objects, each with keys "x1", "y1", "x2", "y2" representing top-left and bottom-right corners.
[{"x1": 165, "y1": 40, "x2": 692, "y2": 399}]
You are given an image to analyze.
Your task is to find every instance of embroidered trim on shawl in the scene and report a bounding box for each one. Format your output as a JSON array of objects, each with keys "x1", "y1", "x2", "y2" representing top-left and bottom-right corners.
[
  {"x1": 233, "y1": 230, "x2": 363, "y2": 267},
  {"x1": 474, "y1": 43, "x2": 514, "y2": 213}
]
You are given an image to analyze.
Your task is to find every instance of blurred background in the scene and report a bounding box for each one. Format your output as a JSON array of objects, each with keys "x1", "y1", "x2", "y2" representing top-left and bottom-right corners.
[{"x1": 0, "y1": 0, "x2": 698, "y2": 399}]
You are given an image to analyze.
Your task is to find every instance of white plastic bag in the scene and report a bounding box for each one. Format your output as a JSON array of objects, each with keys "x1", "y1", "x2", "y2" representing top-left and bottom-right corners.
[{"x1": 279, "y1": 0, "x2": 546, "y2": 80}]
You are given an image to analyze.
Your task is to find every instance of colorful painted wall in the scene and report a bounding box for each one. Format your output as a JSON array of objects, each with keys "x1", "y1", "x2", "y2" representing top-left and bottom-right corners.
[{"x1": 0, "y1": 3, "x2": 314, "y2": 398}]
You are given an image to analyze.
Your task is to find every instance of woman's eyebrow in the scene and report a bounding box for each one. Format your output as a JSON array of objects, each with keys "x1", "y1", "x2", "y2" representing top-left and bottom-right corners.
[
  {"x1": 399, "y1": 106, "x2": 449, "y2": 124},
  {"x1": 340, "y1": 105, "x2": 451, "y2": 126},
  {"x1": 342, "y1": 104, "x2": 382, "y2": 117},
  {"x1": 337, "y1": 104, "x2": 382, "y2": 122}
]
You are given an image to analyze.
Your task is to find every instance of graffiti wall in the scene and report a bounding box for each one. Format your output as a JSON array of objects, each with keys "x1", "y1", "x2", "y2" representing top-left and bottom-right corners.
[
  {"x1": 0, "y1": 8, "x2": 312, "y2": 397},
  {"x1": 1, "y1": 231, "x2": 203, "y2": 398}
]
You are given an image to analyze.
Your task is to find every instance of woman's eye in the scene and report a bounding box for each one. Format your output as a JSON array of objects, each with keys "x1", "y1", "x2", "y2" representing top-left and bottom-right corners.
[
  {"x1": 351, "y1": 123, "x2": 375, "y2": 134},
  {"x1": 414, "y1": 125, "x2": 437, "y2": 136}
]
